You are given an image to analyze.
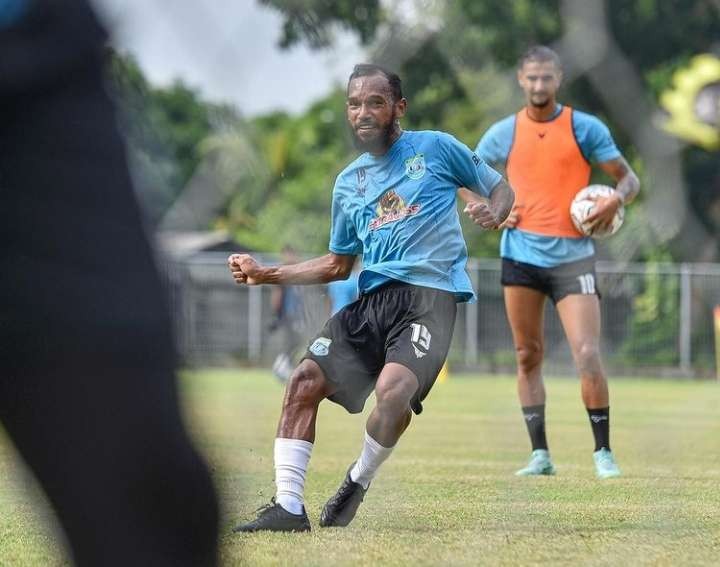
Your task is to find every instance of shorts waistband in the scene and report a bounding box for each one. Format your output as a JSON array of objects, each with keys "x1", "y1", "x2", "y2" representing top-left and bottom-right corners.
[
  {"x1": 362, "y1": 280, "x2": 455, "y2": 298},
  {"x1": 361, "y1": 281, "x2": 415, "y2": 296}
]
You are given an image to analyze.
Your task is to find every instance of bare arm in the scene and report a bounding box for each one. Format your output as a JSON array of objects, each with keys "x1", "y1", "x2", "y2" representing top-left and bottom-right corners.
[
  {"x1": 457, "y1": 187, "x2": 480, "y2": 206},
  {"x1": 228, "y1": 252, "x2": 356, "y2": 286},
  {"x1": 598, "y1": 156, "x2": 640, "y2": 204},
  {"x1": 488, "y1": 179, "x2": 515, "y2": 224},
  {"x1": 586, "y1": 156, "x2": 641, "y2": 228},
  {"x1": 458, "y1": 179, "x2": 515, "y2": 229}
]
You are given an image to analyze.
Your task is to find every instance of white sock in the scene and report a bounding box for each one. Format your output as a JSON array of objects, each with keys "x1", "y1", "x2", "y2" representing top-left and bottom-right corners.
[
  {"x1": 274, "y1": 438, "x2": 313, "y2": 515},
  {"x1": 349, "y1": 431, "x2": 394, "y2": 489}
]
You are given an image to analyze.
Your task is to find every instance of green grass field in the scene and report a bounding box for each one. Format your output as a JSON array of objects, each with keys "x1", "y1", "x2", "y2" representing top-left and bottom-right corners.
[{"x1": 0, "y1": 369, "x2": 718, "y2": 566}]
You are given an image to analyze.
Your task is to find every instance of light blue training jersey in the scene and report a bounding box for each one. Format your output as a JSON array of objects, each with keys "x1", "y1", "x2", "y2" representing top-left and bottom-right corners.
[
  {"x1": 476, "y1": 105, "x2": 621, "y2": 268},
  {"x1": 330, "y1": 130, "x2": 502, "y2": 302},
  {"x1": 328, "y1": 274, "x2": 359, "y2": 315}
]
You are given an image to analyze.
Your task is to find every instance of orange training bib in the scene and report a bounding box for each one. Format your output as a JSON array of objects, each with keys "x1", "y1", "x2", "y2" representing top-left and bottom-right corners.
[{"x1": 506, "y1": 106, "x2": 590, "y2": 238}]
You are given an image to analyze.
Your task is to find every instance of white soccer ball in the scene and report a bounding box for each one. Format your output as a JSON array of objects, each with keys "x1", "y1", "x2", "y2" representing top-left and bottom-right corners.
[{"x1": 570, "y1": 184, "x2": 625, "y2": 239}]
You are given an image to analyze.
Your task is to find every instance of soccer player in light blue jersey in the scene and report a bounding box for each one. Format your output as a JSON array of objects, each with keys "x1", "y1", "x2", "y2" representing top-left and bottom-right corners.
[
  {"x1": 229, "y1": 63, "x2": 514, "y2": 532},
  {"x1": 473, "y1": 46, "x2": 640, "y2": 479}
]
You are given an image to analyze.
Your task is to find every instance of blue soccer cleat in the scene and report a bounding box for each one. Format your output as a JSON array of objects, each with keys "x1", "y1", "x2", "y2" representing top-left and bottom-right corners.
[
  {"x1": 515, "y1": 449, "x2": 556, "y2": 476},
  {"x1": 593, "y1": 448, "x2": 621, "y2": 479}
]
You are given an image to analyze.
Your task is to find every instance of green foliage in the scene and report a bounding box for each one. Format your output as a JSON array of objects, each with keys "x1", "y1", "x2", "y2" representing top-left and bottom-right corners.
[
  {"x1": 448, "y1": 0, "x2": 562, "y2": 68},
  {"x1": 643, "y1": 55, "x2": 693, "y2": 99},
  {"x1": 438, "y1": 0, "x2": 720, "y2": 149},
  {"x1": 110, "y1": 2, "x2": 719, "y2": 263},
  {"x1": 151, "y1": 84, "x2": 213, "y2": 188},
  {"x1": 260, "y1": 0, "x2": 381, "y2": 48},
  {"x1": 107, "y1": 51, "x2": 213, "y2": 222},
  {"x1": 445, "y1": 0, "x2": 720, "y2": 78},
  {"x1": 437, "y1": 0, "x2": 720, "y2": 261},
  {"x1": 620, "y1": 250, "x2": 680, "y2": 365},
  {"x1": 399, "y1": 36, "x2": 467, "y2": 129},
  {"x1": 607, "y1": 0, "x2": 720, "y2": 73},
  {"x1": 684, "y1": 147, "x2": 720, "y2": 237},
  {"x1": 209, "y1": 90, "x2": 355, "y2": 253}
]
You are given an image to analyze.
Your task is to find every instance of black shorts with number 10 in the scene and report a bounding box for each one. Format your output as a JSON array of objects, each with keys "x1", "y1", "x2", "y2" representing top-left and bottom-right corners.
[
  {"x1": 501, "y1": 256, "x2": 600, "y2": 304},
  {"x1": 303, "y1": 282, "x2": 457, "y2": 415}
]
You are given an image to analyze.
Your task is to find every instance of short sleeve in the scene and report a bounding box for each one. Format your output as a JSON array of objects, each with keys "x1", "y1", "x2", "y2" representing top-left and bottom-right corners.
[
  {"x1": 475, "y1": 116, "x2": 515, "y2": 167},
  {"x1": 438, "y1": 133, "x2": 502, "y2": 198},
  {"x1": 475, "y1": 134, "x2": 500, "y2": 165},
  {"x1": 573, "y1": 111, "x2": 622, "y2": 164},
  {"x1": 328, "y1": 181, "x2": 363, "y2": 255}
]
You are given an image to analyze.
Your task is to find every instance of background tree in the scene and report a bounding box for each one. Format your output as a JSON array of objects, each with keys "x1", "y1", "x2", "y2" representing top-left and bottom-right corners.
[
  {"x1": 260, "y1": 0, "x2": 381, "y2": 49},
  {"x1": 108, "y1": 51, "x2": 214, "y2": 225},
  {"x1": 109, "y1": 1, "x2": 719, "y2": 264},
  {"x1": 258, "y1": 0, "x2": 720, "y2": 260},
  {"x1": 437, "y1": 0, "x2": 720, "y2": 261}
]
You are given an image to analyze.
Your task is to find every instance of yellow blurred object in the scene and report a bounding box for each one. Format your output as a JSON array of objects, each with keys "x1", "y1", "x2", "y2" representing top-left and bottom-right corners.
[
  {"x1": 437, "y1": 361, "x2": 450, "y2": 384},
  {"x1": 660, "y1": 54, "x2": 720, "y2": 151},
  {"x1": 714, "y1": 306, "x2": 720, "y2": 381}
]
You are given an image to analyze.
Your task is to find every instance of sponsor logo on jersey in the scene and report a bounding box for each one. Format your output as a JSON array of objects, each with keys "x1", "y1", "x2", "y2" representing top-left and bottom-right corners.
[
  {"x1": 309, "y1": 337, "x2": 332, "y2": 356},
  {"x1": 404, "y1": 153, "x2": 426, "y2": 180},
  {"x1": 355, "y1": 167, "x2": 367, "y2": 196},
  {"x1": 369, "y1": 189, "x2": 421, "y2": 230}
]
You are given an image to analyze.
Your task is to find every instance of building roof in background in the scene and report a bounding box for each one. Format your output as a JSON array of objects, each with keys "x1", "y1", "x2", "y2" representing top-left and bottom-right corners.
[{"x1": 157, "y1": 230, "x2": 252, "y2": 258}]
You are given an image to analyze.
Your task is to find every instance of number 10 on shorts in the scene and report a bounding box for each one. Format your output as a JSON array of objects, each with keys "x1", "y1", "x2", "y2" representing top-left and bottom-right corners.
[{"x1": 577, "y1": 273, "x2": 596, "y2": 295}]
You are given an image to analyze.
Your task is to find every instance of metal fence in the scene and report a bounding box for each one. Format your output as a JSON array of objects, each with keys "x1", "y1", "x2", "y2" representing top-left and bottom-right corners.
[{"x1": 163, "y1": 254, "x2": 720, "y2": 378}]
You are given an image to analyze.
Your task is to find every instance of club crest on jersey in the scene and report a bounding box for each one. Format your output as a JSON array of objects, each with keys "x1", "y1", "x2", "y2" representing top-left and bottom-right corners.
[
  {"x1": 309, "y1": 337, "x2": 332, "y2": 357},
  {"x1": 369, "y1": 189, "x2": 421, "y2": 230},
  {"x1": 404, "y1": 153, "x2": 426, "y2": 180}
]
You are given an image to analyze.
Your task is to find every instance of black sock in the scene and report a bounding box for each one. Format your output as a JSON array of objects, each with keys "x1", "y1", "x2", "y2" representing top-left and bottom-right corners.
[
  {"x1": 521, "y1": 405, "x2": 548, "y2": 451},
  {"x1": 587, "y1": 407, "x2": 610, "y2": 451}
]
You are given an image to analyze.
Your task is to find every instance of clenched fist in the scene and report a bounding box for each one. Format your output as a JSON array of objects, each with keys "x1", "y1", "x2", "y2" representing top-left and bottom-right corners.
[
  {"x1": 227, "y1": 254, "x2": 266, "y2": 285},
  {"x1": 463, "y1": 200, "x2": 502, "y2": 230}
]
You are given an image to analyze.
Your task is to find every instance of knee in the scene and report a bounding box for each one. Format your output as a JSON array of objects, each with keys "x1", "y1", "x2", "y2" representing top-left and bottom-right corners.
[
  {"x1": 574, "y1": 342, "x2": 602, "y2": 375},
  {"x1": 375, "y1": 376, "x2": 416, "y2": 414},
  {"x1": 284, "y1": 362, "x2": 328, "y2": 406},
  {"x1": 515, "y1": 341, "x2": 543, "y2": 374}
]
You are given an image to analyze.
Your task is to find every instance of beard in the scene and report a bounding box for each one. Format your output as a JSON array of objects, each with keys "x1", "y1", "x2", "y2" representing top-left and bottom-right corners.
[
  {"x1": 351, "y1": 111, "x2": 397, "y2": 153},
  {"x1": 529, "y1": 93, "x2": 551, "y2": 108}
]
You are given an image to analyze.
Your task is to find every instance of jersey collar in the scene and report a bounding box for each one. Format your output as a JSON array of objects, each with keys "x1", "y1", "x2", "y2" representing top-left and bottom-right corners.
[{"x1": 524, "y1": 104, "x2": 563, "y2": 123}]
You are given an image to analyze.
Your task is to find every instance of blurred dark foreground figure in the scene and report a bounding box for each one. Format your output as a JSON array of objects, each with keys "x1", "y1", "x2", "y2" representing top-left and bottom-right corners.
[{"x1": 0, "y1": 1, "x2": 219, "y2": 565}]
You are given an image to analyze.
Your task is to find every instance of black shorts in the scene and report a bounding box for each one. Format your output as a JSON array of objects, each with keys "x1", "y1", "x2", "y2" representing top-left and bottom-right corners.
[
  {"x1": 303, "y1": 282, "x2": 457, "y2": 415},
  {"x1": 501, "y1": 256, "x2": 600, "y2": 304}
]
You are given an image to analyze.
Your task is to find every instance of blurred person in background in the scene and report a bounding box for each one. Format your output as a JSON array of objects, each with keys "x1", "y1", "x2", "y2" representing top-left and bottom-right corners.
[
  {"x1": 269, "y1": 246, "x2": 306, "y2": 383},
  {"x1": 229, "y1": 63, "x2": 514, "y2": 532},
  {"x1": 472, "y1": 45, "x2": 640, "y2": 479},
  {"x1": 0, "y1": 1, "x2": 219, "y2": 565}
]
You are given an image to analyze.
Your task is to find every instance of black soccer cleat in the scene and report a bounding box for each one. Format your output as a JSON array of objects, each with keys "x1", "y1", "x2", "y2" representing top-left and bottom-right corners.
[
  {"x1": 233, "y1": 498, "x2": 311, "y2": 533},
  {"x1": 319, "y1": 464, "x2": 368, "y2": 528}
]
